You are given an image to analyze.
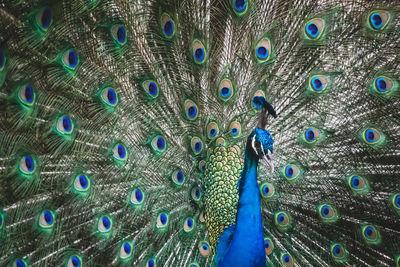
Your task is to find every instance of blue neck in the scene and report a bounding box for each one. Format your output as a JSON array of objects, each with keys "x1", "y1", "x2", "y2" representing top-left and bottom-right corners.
[{"x1": 219, "y1": 148, "x2": 266, "y2": 266}]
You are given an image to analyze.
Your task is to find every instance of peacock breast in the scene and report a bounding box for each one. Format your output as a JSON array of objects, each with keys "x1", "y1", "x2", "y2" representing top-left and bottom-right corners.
[{"x1": 203, "y1": 145, "x2": 244, "y2": 250}]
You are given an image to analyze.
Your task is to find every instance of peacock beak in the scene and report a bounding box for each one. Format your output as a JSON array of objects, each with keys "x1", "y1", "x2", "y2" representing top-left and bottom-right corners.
[{"x1": 263, "y1": 149, "x2": 274, "y2": 173}]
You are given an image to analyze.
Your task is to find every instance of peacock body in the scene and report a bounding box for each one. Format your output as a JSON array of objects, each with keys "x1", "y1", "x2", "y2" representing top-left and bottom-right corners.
[{"x1": 0, "y1": 0, "x2": 400, "y2": 266}]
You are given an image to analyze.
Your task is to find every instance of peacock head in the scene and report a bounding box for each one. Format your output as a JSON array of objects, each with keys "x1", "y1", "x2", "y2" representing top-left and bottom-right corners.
[{"x1": 247, "y1": 96, "x2": 277, "y2": 172}]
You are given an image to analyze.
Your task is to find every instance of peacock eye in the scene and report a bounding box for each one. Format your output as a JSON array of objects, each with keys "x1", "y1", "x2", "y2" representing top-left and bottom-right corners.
[
  {"x1": 309, "y1": 75, "x2": 328, "y2": 93},
  {"x1": 119, "y1": 241, "x2": 133, "y2": 259},
  {"x1": 264, "y1": 237, "x2": 274, "y2": 255},
  {"x1": 17, "y1": 85, "x2": 35, "y2": 107},
  {"x1": 13, "y1": 260, "x2": 27, "y2": 267},
  {"x1": 232, "y1": 0, "x2": 247, "y2": 15},
  {"x1": 207, "y1": 122, "x2": 219, "y2": 139},
  {"x1": 283, "y1": 165, "x2": 300, "y2": 181},
  {"x1": 347, "y1": 175, "x2": 369, "y2": 194},
  {"x1": 142, "y1": 80, "x2": 159, "y2": 99},
  {"x1": 198, "y1": 160, "x2": 206, "y2": 172},
  {"x1": 192, "y1": 39, "x2": 207, "y2": 64},
  {"x1": 229, "y1": 121, "x2": 241, "y2": 138},
  {"x1": 56, "y1": 115, "x2": 74, "y2": 135},
  {"x1": 216, "y1": 137, "x2": 226, "y2": 147},
  {"x1": 156, "y1": 213, "x2": 169, "y2": 229},
  {"x1": 218, "y1": 79, "x2": 234, "y2": 101},
  {"x1": 191, "y1": 137, "x2": 203, "y2": 155},
  {"x1": 188, "y1": 263, "x2": 199, "y2": 267},
  {"x1": 305, "y1": 18, "x2": 325, "y2": 40},
  {"x1": 161, "y1": 13, "x2": 175, "y2": 38},
  {"x1": 362, "y1": 225, "x2": 381, "y2": 244},
  {"x1": 184, "y1": 217, "x2": 194, "y2": 232},
  {"x1": 280, "y1": 253, "x2": 293, "y2": 267},
  {"x1": 331, "y1": 243, "x2": 346, "y2": 261},
  {"x1": 191, "y1": 187, "x2": 202, "y2": 202},
  {"x1": 74, "y1": 174, "x2": 90, "y2": 192},
  {"x1": 362, "y1": 128, "x2": 381, "y2": 144},
  {"x1": 184, "y1": 99, "x2": 199, "y2": 120},
  {"x1": 374, "y1": 77, "x2": 393, "y2": 93},
  {"x1": 254, "y1": 38, "x2": 271, "y2": 63},
  {"x1": 151, "y1": 135, "x2": 167, "y2": 155},
  {"x1": 35, "y1": 7, "x2": 52, "y2": 32},
  {"x1": 38, "y1": 210, "x2": 55, "y2": 229},
  {"x1": 274, "y1": 211, "x2": 291, "y2": 232},
  {"x1": 318, "y1": 204, "x2": 338, "y2": 223},
  {"x1": 113, "y1": 143, "x2": 128, "y2": 162},
  {"x1": 130, "y1": 188, "x2": 144, "y2": 205},
  {"x1": 111, "y1": 25, "x2": 127, "y2": 46},
  {"x1": 304, "y1": 127, "x2": 320, "y2": 143},
  {"x1": 260, "y1": 182, "x2": 275, "y2": 198},
  {"x1": 67, "y1": 255, "x2": 82, "y2": 267},
  {"x1": 62, "y1": 49, "x2": 79, "y2": 70},
  {"x1": 100, "y1": 88, "x2": 118, "y2": 107},
  {"x1": 369, "y1": 11, "x2": 390, "y2": 30},
  {"x1": 199, "y1": 241, "x2": 211, "y2": 257},
  {"x1": 98, "y1": 215, "x2": 112, "y2": 233},
  {"x1": 19, "y1": 155, "x2": 36, "y2": 174},
  {"x1": 172, "y1": 170, "x2": 185, "y2": 186},
  {"x1": 146, "y1": 259, "x2": 156, "y2": 267}
]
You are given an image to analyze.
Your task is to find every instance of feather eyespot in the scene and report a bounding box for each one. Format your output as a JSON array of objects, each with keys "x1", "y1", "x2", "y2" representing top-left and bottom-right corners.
[
  {"x1": 111, "y1": 25, "x2": 127, "y2": 46},
  {"x1": 161, "y1": 13, "x2": 175, "y2": 38},
  {"x1": 130, "y1": 188, "x2": 144, "y2": 205},
  {"x1": 309, "y1": 75, "x2": 328, "y2": 93},
  {"x1": 98, "y1": 216, "x2": 112, "y2": 233},
  {"x1": 172, "y1": 170, "x2": 185, "y2": 186},
  {"x1": 280, "y1": 253, "x2": 293, "y2": 267},
  {"x1": 218, "y1": 79, "x2": 234, "y2": 101},
  {"x1": 13, "y1": 260, "x2": 27, "y2": 267},
  {"x1": 374, "y1": 77, "x2": 392, "y2": 93},
  {"x1": 192, "y1": 40, "x2": 207, "y2": 64},
  {"x1": 369, "y1": 11, "x2": 390, "y2": 30},
  {"x1": 260, "y1": 182, "x2": 275, "y2": 198},
  {"x1": 331, "y1": 243, "x2": 348, "y2": 262},
  {"x1": 17, "y1": 85, "x2": 35, "y2": 107},
  {"x1": 73, "y1": 175, "x2": 90, "y2": 193},
  {"x1": 274, "y1": 211, "x2": 291, "y2": 232},
  {"x1": 142, "y1": 80, "x2": 159, "y2": 99},
  {"x1": 191, "y1": 187, "x2": 202, "y2": 202},
  {"x1": 191, "y1": 137, "x2": 203, "y2": 155},
  {"x1": 151, "y1": 135, "x2": 167, "y2": 155},
  {"x1": 184, "y1": 217, "x2": 194, "y2": 232},
  {"x1": 35, "y1": 7, "x2": 52, "y2": 32},
  {"x1": 207, "y1": 122, "x2": 219, "y2": 139},
  {"x1": 305, "y1": 18, "x2": 325, "y2": 40},
  {"x1": 254, "y1": 39, "x2": 271, "y2": 63},
  {"x1": 363, "y1": 128, "x2": 381, "y2": 144},
  {"x1": 113, "y1": 143, "x2": 128, "y2": 163},
  {"x1": 184, "y1": 100, "x2": 199, "y2": 120},
  {"x1": 146, "y1": 259, "x2": 156, "y2": 267},
  {"x1": 19, "y1": 156, "x2": 36, "y2": 175},
  {"x1": 264, "y1": 237, "x2": 274, "y2": 255},
  {"x1": 67, "y1": 255, "x2": 82, "y2": 267},
  {"x1": 229, "y1": 121, "x2": 241, "y2": 138},
  {"x1": 362, "y1": 225, "x2": 381, "y2": 244},
  {"x1": 318, "y1": 204, "x2": 338, "y2": 223},
  {"x1": 199, "y1": 241, "x2": 210, "y2": 256},
  {"x1": 156, "y1": 213, "x2": 169, "y2": 229},
  {"x1": 100, "y1": 88, "x2": 118, "y2": 108},
  {"x1": 55, "y1": 115, "x2": 74, "y2": 136},
  {"x1": 119, "y1": 241, "x2": 133, "y2": 259},
  {"x1": 62, "y1": 49, "x2": 79, "y2": 70},
  {"x1": 38, "y1": 210, "x2": 55, "y2": 229}
]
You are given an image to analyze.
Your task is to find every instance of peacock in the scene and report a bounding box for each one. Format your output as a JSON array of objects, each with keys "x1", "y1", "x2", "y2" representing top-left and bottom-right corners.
[{"x1": 0, "y1": 0, "x2": 400, "y2": 266}]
